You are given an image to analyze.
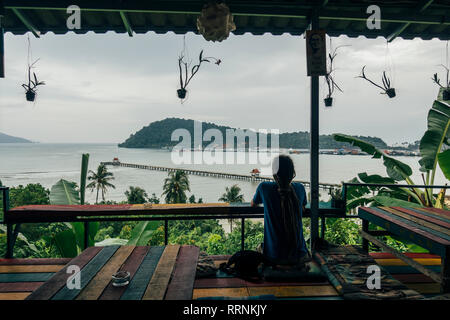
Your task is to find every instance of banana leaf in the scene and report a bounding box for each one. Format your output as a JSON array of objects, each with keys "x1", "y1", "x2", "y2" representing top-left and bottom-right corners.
[
  {"x1": 372, "y1": 195, "x2": 423, "y2": 208},
  {"x1": 333, "y1": 134, "x2": 412, "y2": 181},
  {"x1": 346, "y1": 196, "x2": 375, "y2": 210},
  {"x1": 419, "y1": 100, "x2": 450, "y2": 177},
  {"x1": 50, "y1": 178, "x2": 98, "y2": 255},
  {"x1": 50, "y1": 179, "x2": 80, "y2": 205},
  {"x1": 53, "y1": 229, "x2": 78, "y2": 258},
  {"x1": 127, "y1": 221, "x2": 160, "y2": 246},
  {"x1": 437, "y1": 149, "x2": 450, "y2": 180},
  {"x1": 0, "y1": 225, "x2": 40, "y2": 255},
  {"x1": 357, "y1": 172, "x2": 396, "y2": 185}
]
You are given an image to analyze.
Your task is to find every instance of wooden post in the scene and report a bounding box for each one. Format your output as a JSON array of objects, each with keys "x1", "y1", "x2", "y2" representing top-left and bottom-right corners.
[{"x1": 309, "y1": 12, "x2": 320, "y2": 248}]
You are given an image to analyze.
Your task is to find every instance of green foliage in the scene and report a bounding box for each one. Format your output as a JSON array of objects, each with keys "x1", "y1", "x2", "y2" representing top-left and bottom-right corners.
[
  {"x1": 219, "y1": 185, "x2": 245, "y2": 203},
  {"x1": 189, "y1": 195, "x2": 203, "y2": 203},
  {"x1": 9, "y1": 183, "x2": 50, "y2": 208},
  {"x1": 324, "y1": 218, "x2": 360, "y2": 245},
  {"x1": 125, "y1": 186, "x2": 148, "y2": 204},
  {"x1": 162, "y1": 170, "x2": 190, "y2": 204},
  {"x1": 148, "y1": 193, "x2": 160, "y2": 204}
]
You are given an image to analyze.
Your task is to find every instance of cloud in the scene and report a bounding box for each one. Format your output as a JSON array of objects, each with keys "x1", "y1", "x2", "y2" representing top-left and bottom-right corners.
[{"x1": 0, "y1": 32, "x2": 446, "y2": 145}]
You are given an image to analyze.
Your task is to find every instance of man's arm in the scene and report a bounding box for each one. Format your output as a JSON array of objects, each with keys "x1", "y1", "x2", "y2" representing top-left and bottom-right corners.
[{"x1": 251, "y1": 184, "x2": 262, "y2": 207}]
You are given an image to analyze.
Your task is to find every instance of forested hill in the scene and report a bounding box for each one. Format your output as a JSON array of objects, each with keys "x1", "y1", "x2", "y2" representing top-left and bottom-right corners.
[
  {"x1": 0, "y1": 132, "x2": 32, "y2": 143},
  {"x1": 119, "y1": 118, "x2": 388, "y2": 149}
]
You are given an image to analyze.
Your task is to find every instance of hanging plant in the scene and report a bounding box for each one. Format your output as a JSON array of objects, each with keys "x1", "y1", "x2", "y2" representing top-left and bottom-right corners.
[
  {"x1": 177, "y1": 50, "x2": 221, "y2": 100},
  {"x1": 357, "y1": 66, "x2": 396, "y2": 98},
  {"x1": 22, "y1": 59, "x2": 45, "y2": 102},
  {"x1": 432, "y1": 65, "x2": 450, "y2": 100},
  {"x1": 324, "y1": 44, "x2": 346, "y2": 107},
  {"x1": 196, "y1": 2, "x2": 236, "y2": 42}
]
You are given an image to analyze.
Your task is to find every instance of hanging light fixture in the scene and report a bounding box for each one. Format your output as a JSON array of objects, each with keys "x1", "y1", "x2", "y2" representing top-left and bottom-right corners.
[{"x1": 197, "y1": 2, "x2": 236, "y2": 42}]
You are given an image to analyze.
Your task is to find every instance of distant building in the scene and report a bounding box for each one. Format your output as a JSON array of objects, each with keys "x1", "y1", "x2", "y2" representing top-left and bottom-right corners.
[{"x1": 250, "y1": 168, "x2": 260, "y2": 177}]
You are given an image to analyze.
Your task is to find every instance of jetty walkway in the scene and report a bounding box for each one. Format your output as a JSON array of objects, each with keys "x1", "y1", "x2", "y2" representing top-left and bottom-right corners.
[{"x1": 101, "y1": 161, "x2": 340, "y2": 190}]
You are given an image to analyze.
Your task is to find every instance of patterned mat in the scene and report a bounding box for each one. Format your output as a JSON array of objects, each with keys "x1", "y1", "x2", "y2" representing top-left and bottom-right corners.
[{"x1": 314, "y1": 244, "x2": 424, "y2": 300}]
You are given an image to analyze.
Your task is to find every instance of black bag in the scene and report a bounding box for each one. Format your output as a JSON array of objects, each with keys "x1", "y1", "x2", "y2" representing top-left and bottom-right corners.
[{"x1": 219, "y1": 250, "x2": 270, "y2": 280}]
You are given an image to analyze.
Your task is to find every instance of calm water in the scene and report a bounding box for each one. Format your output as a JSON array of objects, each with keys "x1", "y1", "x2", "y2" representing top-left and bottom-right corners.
[{"x1": 0, "y1": 143, "x2": 446, "y2": 204}]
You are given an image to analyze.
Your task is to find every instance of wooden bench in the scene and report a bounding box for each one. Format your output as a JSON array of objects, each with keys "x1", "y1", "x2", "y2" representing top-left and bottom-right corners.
[{"x1": 359, "y1": 206, "x2": 450, "y2": 293}]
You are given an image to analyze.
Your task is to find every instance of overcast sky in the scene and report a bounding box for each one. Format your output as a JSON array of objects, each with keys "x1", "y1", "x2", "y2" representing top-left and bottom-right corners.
[{"x1": 0, "y1": 31, "x2": 447, "y2": 145}]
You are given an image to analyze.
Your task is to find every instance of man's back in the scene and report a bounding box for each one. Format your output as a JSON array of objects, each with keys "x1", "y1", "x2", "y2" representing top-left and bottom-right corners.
[{"x1": 252, "y1": 181, "x2": 308, "y2": 264}]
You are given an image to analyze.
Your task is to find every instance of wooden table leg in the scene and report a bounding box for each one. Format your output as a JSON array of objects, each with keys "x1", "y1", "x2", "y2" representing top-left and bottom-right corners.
[
  {"x1": 362, "y1": 219, "x2": 369, "y2": 252},
  {"x1": 441, "y1": 247, "x2": 450, "y2": 293}
]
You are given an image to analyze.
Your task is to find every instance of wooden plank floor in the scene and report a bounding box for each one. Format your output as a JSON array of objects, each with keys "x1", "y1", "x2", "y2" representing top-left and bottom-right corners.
[
  {"x1": 371, "y1": 252, "x2": 442, "y2": 297},
  {"x1": 0, "y1": 258, "x2": 69, "y2": 300},
  {"x1": 0, "y1": 252, "x2": 443, "y2": 300}
]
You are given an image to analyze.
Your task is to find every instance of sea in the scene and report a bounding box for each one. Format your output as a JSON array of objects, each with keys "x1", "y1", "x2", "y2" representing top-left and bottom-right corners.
[{"x1": 0, "y1": 143, "x2": 447, "y2": 205}]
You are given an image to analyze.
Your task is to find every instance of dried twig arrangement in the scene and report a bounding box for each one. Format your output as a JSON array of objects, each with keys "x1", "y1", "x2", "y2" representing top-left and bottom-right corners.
[{"x1": 357, "y1": 66, "x2": 396, "y2": 98}]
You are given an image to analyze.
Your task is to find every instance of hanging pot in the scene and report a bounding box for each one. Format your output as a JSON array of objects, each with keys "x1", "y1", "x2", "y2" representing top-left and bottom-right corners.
[
  {"x1": 197, "y1": 2, "x2": 236, "y2": 42},
  {"x1": 385, "y1": 88, "x2": 396, "y2": 98},
  {"x1": 324, "y1": 97, "x2": 333, "y2": 107},
  {"x1": 26, "y1": 90, "x2": 36, "y2": 102},
  {"x1": 443, "y1": 89, "x2": 450, "y2": 101},
  {"x1": 177, "y1": 88, "x2": 187, "y2": 99}
]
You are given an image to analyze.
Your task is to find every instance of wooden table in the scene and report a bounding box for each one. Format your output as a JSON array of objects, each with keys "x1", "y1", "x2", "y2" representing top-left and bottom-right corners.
[
  {"x1": 358, "y1": 206, "x2": 450, "y2": 293},
  {"x1": 26, "y1": 245, "x2": 199, "y2": 300}
]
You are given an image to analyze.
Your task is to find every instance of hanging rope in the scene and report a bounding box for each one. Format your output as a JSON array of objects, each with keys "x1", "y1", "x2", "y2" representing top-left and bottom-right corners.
[{"x1": 384, "y1": 40, "x2": 396, "y2": 87}]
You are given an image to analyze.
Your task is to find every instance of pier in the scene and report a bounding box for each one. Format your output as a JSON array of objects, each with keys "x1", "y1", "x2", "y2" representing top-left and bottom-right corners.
[{"x1": 101, "y1": 161, "x2": 340, "y2": 190}]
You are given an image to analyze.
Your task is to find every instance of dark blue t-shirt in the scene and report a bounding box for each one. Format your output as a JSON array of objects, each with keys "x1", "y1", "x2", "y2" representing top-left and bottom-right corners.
[{"x1": 252, "y1": 181, "x2": 308, "y2": 263}]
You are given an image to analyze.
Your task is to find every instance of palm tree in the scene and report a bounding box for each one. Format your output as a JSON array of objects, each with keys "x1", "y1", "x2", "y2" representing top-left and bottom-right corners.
[
  {"x1": 86, "y1": 163, "x2": 115, "y2": 204},
  {"x1": 219, "y1": 184, "x2": 245, "y2": 232},
  {"x1": 162, "y1": 170, "x2": 190, "y2": 204},
  {"x1": 125, "y1": 186, "x2": 148, "y2": 204}
]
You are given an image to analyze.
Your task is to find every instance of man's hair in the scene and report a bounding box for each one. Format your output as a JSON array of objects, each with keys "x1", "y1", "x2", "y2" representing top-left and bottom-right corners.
[{"x1": 272, "y1": 155, "x2": 302, "y2": 260}]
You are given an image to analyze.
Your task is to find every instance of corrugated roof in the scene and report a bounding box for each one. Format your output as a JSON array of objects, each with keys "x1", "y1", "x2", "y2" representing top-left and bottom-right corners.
[{"x1": 1, "y1": 0, "x2": 450, "y2": 41}]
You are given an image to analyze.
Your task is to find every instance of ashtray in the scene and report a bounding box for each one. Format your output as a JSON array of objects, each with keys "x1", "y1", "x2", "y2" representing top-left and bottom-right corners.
[{"x1": 112, "y1": 271, "x2": 130, "y2": 287}]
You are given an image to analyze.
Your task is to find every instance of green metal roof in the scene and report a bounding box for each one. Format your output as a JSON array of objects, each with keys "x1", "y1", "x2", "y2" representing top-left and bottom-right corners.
[{"x1": 0, "y1": 1, "x2": 450, "y2": 41}]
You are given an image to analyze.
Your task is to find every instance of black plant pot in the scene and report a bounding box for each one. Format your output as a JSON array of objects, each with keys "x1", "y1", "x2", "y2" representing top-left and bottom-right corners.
[
  {"x1": 324, "y1": 97, "x2": 333, "y2": 107},
  {"x1": 177, "y1": 88, "x2": 187, "y2": 99},
  {"x1": 331, "y1": 198, "x2": 345, "y2": 209},
  {"x1": 26, "y1": 91, "x2": 36, "y2": 102},
  {"x1": 385, "y1": 88, "x2": 396, "y2": 98},
  {"x1": 443, "y1": 89, "x2": 450, "y2": 101}
]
